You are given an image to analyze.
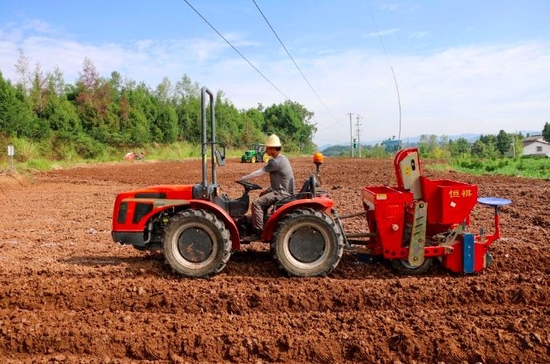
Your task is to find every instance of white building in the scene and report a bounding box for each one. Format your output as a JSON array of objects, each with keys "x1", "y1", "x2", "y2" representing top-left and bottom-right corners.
[{"x1": 522, "y1": 135, "x2": 550, "y2": 157}]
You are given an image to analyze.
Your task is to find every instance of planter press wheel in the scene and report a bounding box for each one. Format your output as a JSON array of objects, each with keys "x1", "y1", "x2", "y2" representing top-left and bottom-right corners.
[{"x1": 390, "y1": 257, "x2": 433, "y2": 275}]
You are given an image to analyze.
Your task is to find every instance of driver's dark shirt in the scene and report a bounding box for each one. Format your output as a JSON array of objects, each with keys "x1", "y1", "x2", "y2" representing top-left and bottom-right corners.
[{"x1": 262, "y1": 155, "x2": 294, "y2": 194}]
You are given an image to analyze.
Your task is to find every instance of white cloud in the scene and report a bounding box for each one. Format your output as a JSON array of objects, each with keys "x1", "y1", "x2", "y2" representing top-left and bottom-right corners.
[
  {"x1": 410, "y1": 31, "x2": 429, "y2": 39},
  {"x1": 379, "y1": 3, "x2": 401, "y2": 11},
  {"x1": 0, "y1": 20, "x2": 548, "y2": 146},
  {"x1": 22, "y1": 19, "x2": 60, "y2": 35},
  {"x1": 367, "y1": 28, "x2": 401, "y2": 37}
]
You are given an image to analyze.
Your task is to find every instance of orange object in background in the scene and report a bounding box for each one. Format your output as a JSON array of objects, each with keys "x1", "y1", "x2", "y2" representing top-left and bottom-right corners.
[{"x1": 313, "y1": 152, "x2": 324, "y2": 165}]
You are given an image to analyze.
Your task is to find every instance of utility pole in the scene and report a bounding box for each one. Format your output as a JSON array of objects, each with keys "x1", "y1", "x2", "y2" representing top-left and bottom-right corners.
[
  {"x1": 355, "y1": 114, "x2": 363, "y2": 158},
  {"x1": 347, "y1": 113, "x2": 354, "y2": 157}
]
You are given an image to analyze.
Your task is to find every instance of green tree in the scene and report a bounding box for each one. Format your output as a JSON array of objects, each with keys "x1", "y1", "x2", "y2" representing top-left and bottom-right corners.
[
  {"x1": 449, "y1": 137, "x2": 470, "y2": 157},
  {"x1": 471, "y1": 135, "x2": 498, "y2": 158},
  {"x1": 42, "y1": 91, "x2": 81, "y2": 134},
  {"x1": 28, "y1": 63, "x2": 49, "y2": 116},
  {"x1": 0, "y1": 72, "x2": 48, "y2": 139},
  {"x1": 215, "y1": 90, "x2": 242, "y2": 147},
  {"x1": 155, "y1": 77, "x2": 173, "y2": 103},
  {"x1": 511, "y1": 133, "x2": 523, "y2": 157},
  {"x1": 417, "y1": 134, "x2": 438, "y2": 157},
  {"x1": 471, "y1": 140, "x2": 487, "y2": 158},
  {"x1": 495, "y1": 130, "x2": 512, "y2": 155},
  {"x1": 173, "y1": 74, "x2": 201, "y2": 143},
  {"x1": 263, "y1": 101, "x2": 315, "y2": 153},
  {"x1": 543, "y1": 122, "x2": 550, "y2": 142},
  {"x1": 124, "y1": 83, "x2": 156, "y2": 145},
  {"x1": 477, "y1": 134, "x2": 498, "y2": 158},
  {"x1": 151, "y1": 100, "x2": 178, "y2": 143},
  {"x1": 241, "y1": 107, "x2": 265, "y2": 146}
]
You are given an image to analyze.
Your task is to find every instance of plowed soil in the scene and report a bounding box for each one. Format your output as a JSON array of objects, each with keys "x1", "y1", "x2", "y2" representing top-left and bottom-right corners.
[{"x1": 0, "y1": 156, "x2": 549, "y2": 364}]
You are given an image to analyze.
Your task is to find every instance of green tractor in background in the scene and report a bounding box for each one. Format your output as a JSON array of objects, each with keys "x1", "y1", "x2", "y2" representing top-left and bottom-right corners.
[{"x1": 241, "y1": 143, "x2": 270, "y2": 163}]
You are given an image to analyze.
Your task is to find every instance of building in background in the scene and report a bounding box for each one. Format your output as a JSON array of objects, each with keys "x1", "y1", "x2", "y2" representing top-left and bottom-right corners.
[{"x1": 522, "y1": 135, "x2": 550, "y2": 157}]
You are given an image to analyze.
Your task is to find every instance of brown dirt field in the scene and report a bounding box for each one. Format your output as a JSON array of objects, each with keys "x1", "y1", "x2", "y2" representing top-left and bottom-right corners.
[{"x1": 0, "y1": 156, "x2": 549, "y2": 363}]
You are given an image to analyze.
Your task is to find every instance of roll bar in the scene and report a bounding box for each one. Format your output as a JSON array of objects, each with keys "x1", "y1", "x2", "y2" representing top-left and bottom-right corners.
[{"x1": 200, "y1": 86, "x2": 225, "y2": 188}]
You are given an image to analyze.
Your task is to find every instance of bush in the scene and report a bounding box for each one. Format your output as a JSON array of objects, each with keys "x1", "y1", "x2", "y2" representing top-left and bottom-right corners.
[
  {"x1": 24, "y1": 158, "x2": 51, "y2": 171},
  {"x1": 73, "y1": 133, "x2": 105, "y2": 159},
  {"x1": 457, "y1": 158, "x2": 483, "y2": 170},
  {"x1": 12, "y1": 138, "x2": 40, "y2": 162}
]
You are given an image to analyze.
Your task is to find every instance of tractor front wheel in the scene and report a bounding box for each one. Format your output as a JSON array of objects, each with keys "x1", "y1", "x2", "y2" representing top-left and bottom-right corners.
[
  {"x1": 390, "y1": 257, "x2": 433, "y2": 275},
  {"x1": 251, "y1": 155, "x2": 257, "y2": 163},
  {"x1": 272, "y1": 209, "x2": 343, "y2": 277},
  {"x1": 164, "y1": 209, "x2": 231, "y2": 278}
]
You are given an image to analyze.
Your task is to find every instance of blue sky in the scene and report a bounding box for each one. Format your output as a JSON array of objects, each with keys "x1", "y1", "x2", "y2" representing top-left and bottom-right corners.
[{"x1": 0, "y1": 1, "x2": 549, "y2": 146}]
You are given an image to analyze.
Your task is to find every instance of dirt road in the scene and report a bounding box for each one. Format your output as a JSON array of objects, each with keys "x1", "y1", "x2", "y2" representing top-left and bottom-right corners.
[{"x1": 0, "y1": 156, "x2": 548, "y2": 363}]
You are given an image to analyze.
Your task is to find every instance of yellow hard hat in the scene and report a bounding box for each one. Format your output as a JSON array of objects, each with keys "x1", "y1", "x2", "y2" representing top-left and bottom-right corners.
[{"x1": 265, "y1": 134, "x2": 282, "y2": 147}]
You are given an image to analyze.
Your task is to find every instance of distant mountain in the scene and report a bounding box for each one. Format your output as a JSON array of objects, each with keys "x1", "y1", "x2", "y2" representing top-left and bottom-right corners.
[
  {"x1": 317, "y1": 144, "x2": 337, "y2": 151},
  {"x1": 318, "y1": 130, "x2": 542, "y2": 154},
  {"x1": 321, "y1": 145, "x2": 352, "y2": 156}
]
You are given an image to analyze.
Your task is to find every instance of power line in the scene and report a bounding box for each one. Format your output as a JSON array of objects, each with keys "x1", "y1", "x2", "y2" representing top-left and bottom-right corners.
[
  {"x1": 251, "y1": 0, "x2": 339, "y2": 123},
  {"x1": 366, "y1": 3, "x2": 403, "y2": 143},
  {"x1": 182, "y1": 0, "x2": 290, "y2": 100}
]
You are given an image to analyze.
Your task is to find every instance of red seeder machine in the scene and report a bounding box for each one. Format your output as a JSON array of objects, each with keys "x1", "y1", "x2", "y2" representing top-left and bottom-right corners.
[{"x1": 355, "y1": 148, "x2": 511, "y2": 275}]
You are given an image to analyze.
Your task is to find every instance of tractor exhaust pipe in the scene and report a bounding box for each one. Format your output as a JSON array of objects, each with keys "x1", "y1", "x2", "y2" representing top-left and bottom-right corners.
[{"x1": 201, "y1": 86, "x2": 215, "y2": 187}]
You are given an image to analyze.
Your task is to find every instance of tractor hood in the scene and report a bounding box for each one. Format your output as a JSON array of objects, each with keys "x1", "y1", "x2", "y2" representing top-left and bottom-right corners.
[{"x1": 116, "y1": 184, "x2": 195, "y2": 201}]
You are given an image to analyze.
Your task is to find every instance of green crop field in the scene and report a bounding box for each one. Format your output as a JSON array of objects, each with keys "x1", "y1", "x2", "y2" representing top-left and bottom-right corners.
[{"x1": 431, "y1": 156, "x2": 550, "y2": 179}]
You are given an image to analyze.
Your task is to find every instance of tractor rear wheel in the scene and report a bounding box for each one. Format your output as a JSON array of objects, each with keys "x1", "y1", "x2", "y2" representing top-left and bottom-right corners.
[
  {"x1": 262, "y1": 153, "x2": 269, "y2": 163},
  {"x1": 164, "y1": 209, "x2": 231, "y2": 278},
  {"x1": 272, "y1": 209, "x2": 343, "y2": 277},
  {"x1": 390, "y1": 257, "x2": 433, "y2": 275}
]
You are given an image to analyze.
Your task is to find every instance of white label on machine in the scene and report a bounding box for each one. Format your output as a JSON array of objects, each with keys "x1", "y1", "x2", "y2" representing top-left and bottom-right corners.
[{"x1": 450, "y1": 201, "x2": 457, "y2": 208}]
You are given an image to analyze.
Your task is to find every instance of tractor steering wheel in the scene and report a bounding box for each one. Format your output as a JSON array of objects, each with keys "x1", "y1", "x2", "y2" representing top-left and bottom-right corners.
[{"x1": 236, "y1": 180, "x2": 263, "y2": 191}]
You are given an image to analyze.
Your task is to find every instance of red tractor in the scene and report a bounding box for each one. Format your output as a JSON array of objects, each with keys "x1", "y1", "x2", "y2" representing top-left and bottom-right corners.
[
  {"x1": 112, "y1": 87, "x2": 344, "y2": 278},
  {"x1": 354, "y1": 148, "x2": 511, "y2": 274}
]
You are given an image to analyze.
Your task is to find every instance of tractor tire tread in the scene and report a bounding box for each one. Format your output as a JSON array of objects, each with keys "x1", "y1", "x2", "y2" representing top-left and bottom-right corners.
[
  {"x1": 164, "y1": 209, "x2": 231, "y2": 278},
  {"x1": 271, "y1": 208, "x2": 344, "y2": 277}
]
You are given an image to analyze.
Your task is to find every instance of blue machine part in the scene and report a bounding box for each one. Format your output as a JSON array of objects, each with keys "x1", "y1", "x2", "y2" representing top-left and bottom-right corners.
[{"x1": 463, "y1": 233, "x2": 475, "y2": 274}]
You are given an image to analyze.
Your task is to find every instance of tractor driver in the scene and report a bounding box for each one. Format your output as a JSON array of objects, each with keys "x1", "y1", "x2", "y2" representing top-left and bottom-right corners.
[{"x1": 238, "y1": 134, "x2": 295, "y2": 241}]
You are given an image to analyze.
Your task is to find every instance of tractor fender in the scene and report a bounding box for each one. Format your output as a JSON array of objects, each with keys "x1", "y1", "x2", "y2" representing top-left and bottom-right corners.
[
  {"x1": 188, "y1": 200, "x2": 241, "y2": 250},
  {"x1": 262, "y1": 198, "x2": 334, "y2": 242}
]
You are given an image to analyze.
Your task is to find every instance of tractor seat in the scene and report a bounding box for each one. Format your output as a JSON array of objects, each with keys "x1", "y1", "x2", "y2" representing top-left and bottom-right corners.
[
  {"x1": 273, "y1": 195, "x2": 297, "y2": 210},
  {"x1": 272, "y1": 176, "x2": 316, "y2": 211}
]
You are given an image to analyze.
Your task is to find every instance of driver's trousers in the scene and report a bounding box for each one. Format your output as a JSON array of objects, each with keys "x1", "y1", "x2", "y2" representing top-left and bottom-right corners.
[{"x1": 251, "y1": 190, "x2": 289, "y2": 232}]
